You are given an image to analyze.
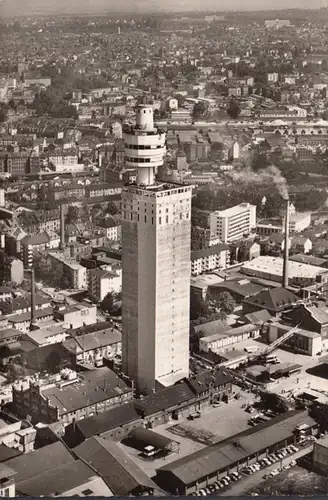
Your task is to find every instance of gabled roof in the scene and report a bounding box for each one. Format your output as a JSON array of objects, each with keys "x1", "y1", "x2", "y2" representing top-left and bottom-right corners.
[
  {"x1": 74, "y1": 401, "x2": 140, "y2": 439},
  {"x1": 185, "y1": 368, "x2": 233, "y2": 395},
  {"x1": 243, "y1": 287, "x2": 300, "y2": 313},
  {"x1": 21, "y1": 233, "x2": 49, "y2": 246},
  {"x1": 134, "y1": 382, "x2": 196, "y2": 417},
  {"x1": 6, "y1": 441, "x2": 75, "y2": 484},
  {"x1": 74, "y1": 437, "x2": 156, "y2": 496}
]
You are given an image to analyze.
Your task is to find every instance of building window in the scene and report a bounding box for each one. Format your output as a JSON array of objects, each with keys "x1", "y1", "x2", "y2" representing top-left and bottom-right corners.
[
  {"x1": 166, "y1": 216, "x2": 168, "y2": 223},
  {"x1": 159, "y1": 217, "x2": 161, "y2": 224},
  {"x1": 81, "y1": 489, "x2": 94, "y2": 496},
  {"x1": 145, "y1": 216, "x2": 147, "y2": 223}
]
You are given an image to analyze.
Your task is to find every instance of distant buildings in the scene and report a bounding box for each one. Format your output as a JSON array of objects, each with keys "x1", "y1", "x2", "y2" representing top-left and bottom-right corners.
[
  {"x1": 264, "y1": 19, "x2": 291, "y2": 29},
  {"x1": 209, "y1": 203, "x2": 256, "y2": 243}
]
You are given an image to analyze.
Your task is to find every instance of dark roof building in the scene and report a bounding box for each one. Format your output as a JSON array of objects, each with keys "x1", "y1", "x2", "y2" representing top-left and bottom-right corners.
[
  {"x1": 242, "y1": 287, "x2": 300, "y2": 316},
  {"x1": 64, "y1": 401, "x2": 142, "y2": 447},
  {"x1": 74, "y1": 436, "x2": 157, "y2": 496},
  {"x1": 134, "y1": 382, "x2": 196, "y2": 418}
]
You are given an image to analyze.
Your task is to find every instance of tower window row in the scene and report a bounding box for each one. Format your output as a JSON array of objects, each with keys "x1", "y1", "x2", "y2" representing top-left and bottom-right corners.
[
  {"x1": 125, "y1": 157, "x2": 151, "y2": 163},
  {"x1": 124, "y1": 144, "x2": 165, "y2": 150}
]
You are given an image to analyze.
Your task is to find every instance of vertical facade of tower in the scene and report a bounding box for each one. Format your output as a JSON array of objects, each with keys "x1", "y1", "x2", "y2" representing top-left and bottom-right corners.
[{"x1": 122, "y1": 105, "x2": 192, "y2": 395}]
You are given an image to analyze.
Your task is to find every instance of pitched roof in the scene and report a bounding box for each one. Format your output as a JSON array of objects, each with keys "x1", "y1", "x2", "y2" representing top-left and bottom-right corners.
[
  {"x1": 63, "y1": 328, "x2": 121, "y2": 354},
  {"x1": 208, "y1": 279, "x2": 264, "y2": 299},
  {"x1": 191, "y1": 243, "x2": 230, "y2": 261},
  {"x1": 74, "y1": 437, "x2": 156, "y2": 496},
  {"x1": 157, "y1": 411, "x2": 315, "y2": 486},
  {"x1": 185, "y1": 368, "x2": 233, "y2": 395},
  {"x1": 134, "y1": 382, "x2": 196, "y2": 417},
  {"x1": 42, "y1": 369, "x2": 130, "y2": 415},
  {"x1": 15, "y1": 460, "x2": 101, "y2": 497},
  {"x1": 242, "y1": 287, "x2": 300, "y2": 313},
  {"x1": 6, "y1": 441, "x2": 75, "y2": 484},
  {"x1": 75, "y1": 401, "x2": 140, "y2": 439},
  {"x1": 21, "y1": 233, "x2": 50, "y2": 246}
]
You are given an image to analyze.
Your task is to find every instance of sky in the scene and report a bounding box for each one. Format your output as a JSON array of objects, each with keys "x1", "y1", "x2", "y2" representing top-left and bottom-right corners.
[{"x1": 0, "y1": 0, "x2": 324, "y2": 16}]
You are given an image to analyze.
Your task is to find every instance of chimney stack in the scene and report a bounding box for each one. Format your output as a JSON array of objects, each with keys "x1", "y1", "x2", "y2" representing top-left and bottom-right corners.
[
  {"x1": 282, "y1": 198, "x2": 290, "y2": 289},
  {"x1": 60, "y1": 204, "x2": 65, "y2": 250},
  {"x1": 30, "y1": 267, "x2": 36, "y2": 330}
]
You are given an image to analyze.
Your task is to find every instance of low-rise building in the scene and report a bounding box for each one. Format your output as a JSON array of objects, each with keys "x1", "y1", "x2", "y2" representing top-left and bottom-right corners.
[
  {"x1": 62, "y1": 325, "x2": 121, "y2": 367},
  {"x1": 199, "y1": 324, "x2": 261, "y2": 353},
  {"x1": 11, "y1": 368, "x2": 133, "y2": 425},
  {"x1": 53, "y1": 302, "x2": 97, "y2": 329},
  {"x1": 242, "y1": 287, "x2": 300, "y2": 317},
  {"x1": 263, "y1": 321, "x2": 322, "y2": 356},
  {"x1": 241, "y1": 256, "x2": 328, "y2": 287},
  {"x1": 5, "y1": 441, "x2": 112, "y2": 497}
]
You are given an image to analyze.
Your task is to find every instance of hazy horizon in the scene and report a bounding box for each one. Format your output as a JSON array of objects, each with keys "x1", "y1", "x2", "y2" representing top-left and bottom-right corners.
[{"x1": 0, "y1": 0, "x2": 325, "y2": 17}]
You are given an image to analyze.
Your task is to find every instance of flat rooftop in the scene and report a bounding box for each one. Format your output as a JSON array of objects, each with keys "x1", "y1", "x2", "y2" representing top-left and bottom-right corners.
[
  {"x1": 242, "y1": 256, "x2": 328, "y2": 279},
  {"x1": 124, "y1": 182, "x2": 193, "y2": 197},
  {"x1": 210, "y1": 203, "x2": 256, "y2": 218}
]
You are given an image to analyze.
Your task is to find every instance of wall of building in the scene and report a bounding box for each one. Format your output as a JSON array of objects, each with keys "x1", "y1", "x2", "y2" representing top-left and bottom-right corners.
[{"x1": 122, "y1": 185, "x2": 192, "y2": 394}]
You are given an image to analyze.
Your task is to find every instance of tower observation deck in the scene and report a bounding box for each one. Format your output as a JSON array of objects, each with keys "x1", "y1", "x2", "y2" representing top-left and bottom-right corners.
[{"x1": 123, "y1": 105, "x2": 166, "y2": 186}]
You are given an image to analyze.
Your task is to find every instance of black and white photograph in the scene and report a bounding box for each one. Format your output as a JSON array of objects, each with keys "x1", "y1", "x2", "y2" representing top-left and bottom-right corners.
[{"x1": 0, "y1": 0, "x2": 328, "y2": 496}]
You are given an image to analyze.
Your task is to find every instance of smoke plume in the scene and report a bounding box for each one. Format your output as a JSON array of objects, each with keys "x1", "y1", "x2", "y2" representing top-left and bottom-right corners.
[{"x1": 226, "y1": 164, "x2": 289, "y2": 200}]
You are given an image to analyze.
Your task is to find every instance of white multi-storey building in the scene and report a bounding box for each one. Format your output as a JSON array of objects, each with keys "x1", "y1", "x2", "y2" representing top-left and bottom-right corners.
[
  {"x1": 122, "y1": 105, "x2": 192, "y2": 395},
  {"x1": 209, "y1": 203, "x2": 256, "y2": 243}
]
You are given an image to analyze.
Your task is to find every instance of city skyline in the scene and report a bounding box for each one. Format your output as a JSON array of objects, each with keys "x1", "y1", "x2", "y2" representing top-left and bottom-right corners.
[{"x1": 0, "y1": 0, "x2": 325, "y2": 16}]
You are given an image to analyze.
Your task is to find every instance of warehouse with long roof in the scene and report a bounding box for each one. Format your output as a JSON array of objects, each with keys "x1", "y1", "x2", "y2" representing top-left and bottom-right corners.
[{"x1": 155, "y1": 410, "x2": 317, "y2": 494}]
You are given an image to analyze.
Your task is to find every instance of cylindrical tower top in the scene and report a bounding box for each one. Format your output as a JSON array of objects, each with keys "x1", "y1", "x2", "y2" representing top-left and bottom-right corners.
[{"x1": 136, "y1": 105, "x2": 154, "y2": 130}]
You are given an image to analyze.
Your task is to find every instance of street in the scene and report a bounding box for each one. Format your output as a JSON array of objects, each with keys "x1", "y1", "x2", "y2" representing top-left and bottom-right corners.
[{"x1": 220, "y1": 444, "x2": 313, "y2": 496}]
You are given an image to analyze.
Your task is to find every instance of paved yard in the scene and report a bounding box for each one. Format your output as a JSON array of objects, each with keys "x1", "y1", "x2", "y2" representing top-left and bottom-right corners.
[{"x1": 116, "y1": 391, "x2": 254, "y2": 479}]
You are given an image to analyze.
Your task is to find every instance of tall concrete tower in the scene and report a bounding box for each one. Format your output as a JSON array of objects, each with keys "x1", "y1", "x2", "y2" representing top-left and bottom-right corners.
[{"x1": 122, "y1": 105, "x2": 192, "y2": 395}]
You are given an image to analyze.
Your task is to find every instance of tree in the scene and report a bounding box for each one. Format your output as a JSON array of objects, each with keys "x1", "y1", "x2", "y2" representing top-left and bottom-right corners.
[
  {"x1": 215, "y1": 292, "x2": 236, "y2": 320},
  {"x1": 0, "y1": 107, "x2": 7, "y2": 123},
  {"x1": 100, "y1": 292, "x2": 115, "y2": 313},
  {"x1": 192, "y1": 101, "x2": 207, "y2": 119},
  {"x1": 105, "y1": 202, "x2": 118, "y2": 216},
  {"x1": 66, "y1": 206, "x2": 79, "y2": 224},
  {"x1": 190, "y1": 290, "x2": 209, "y2": 321},
  {"x1": 227, "y1": 99, "x2": 241, "y2": 119}
]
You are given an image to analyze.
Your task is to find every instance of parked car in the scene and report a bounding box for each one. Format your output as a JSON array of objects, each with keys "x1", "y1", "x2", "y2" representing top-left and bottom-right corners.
[
  {"x1": 207, "y1": 484, "x2": 216, "y2": 493},
  {"x1": 290, "y1": 460, "x2": 297, "y2": 467},
  {"x1": 283, "y1": 464, "x2": 291, "y2": 470},
  {"x1": 198, "y1": 489, "x2": 206, "y2": 496},
  {"x1": 270, "y1": 470, "x2": 279, "y2": 477}
]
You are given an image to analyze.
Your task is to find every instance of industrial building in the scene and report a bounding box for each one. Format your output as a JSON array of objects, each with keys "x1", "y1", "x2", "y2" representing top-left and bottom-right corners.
[
  {"x1": 122, "y1": 105, "x2": 192, "y2": 394},
  {"x1": 156, "y1": 410, "x2": 317, "y2": 495},
  {"x1": 209, "y1": 203, "x2": 256, "y2": 243},
  {"x1": 241, "y1": 256, "x2": 328, "y2": 287},
  {"x1": 199, "y1": 324, "x2": 261, "y2": 353}
]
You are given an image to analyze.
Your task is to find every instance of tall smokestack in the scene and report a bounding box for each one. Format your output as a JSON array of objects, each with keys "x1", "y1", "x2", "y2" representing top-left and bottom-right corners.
[
  {"x1": 282, "y1": 198, "x2": 290, "y2": 289},
  {"x1": 30, "y1": 267, "x2": 36, "y2": 330},
  {"x1": 60, "y1": 204, "x2": 65, "y2": 250}
]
